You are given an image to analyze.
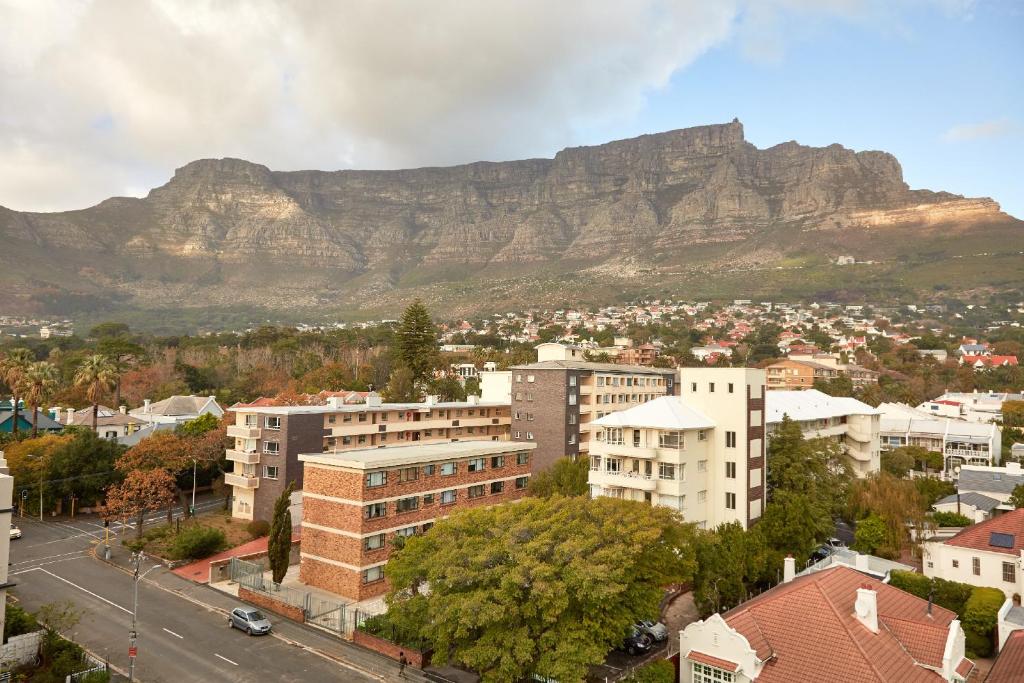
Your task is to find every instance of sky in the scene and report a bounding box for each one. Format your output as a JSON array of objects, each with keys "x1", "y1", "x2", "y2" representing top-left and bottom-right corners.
[{"x1": 1, "y1": 0, "x2": 1021, "y2": 217}]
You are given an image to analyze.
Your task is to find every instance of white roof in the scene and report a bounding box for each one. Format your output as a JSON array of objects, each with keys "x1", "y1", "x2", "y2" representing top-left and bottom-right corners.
[
  {"x1": 229, "y1": 399, "x2": 507, "y2": 415},
  {"x1": 298, "y1": 440, "x2": 536, "y2": 470},
  {"x1": 765, "y1": 390, "x2": 879, "y2": 424},
  {"x1": 878, "y1": 402, "x2": 995, "y2": 438},
  {"x1": 592, "y1": 396, "x2": 715, "y2": 430}
]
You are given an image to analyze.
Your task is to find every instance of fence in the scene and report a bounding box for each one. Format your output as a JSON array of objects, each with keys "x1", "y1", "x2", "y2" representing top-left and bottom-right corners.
[
  {"x1": 228, "y1": 556, "x2": 348, "y2": 635},
  {"x1": 66, "y1": 651, "x2": 108, "y2": 682}
]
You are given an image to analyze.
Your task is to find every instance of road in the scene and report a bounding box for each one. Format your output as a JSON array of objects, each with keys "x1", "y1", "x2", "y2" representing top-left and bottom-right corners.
[{"x1": 8, "y1": 510, "x2": 383, "y2": 682}]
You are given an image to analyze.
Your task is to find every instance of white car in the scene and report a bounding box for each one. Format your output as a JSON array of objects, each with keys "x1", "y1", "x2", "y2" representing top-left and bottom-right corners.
[
  {"x1": 636, "y1": 619, "x2": 668, "y2": 642},
  {"x1": 10, "y1": 526, "x2": 22, "y2": 540}
]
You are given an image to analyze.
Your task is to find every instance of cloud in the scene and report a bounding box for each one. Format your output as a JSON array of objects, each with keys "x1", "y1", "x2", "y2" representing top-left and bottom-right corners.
[
  {"x1": 941, "y1": 118, "x2": 1017, "y2": 142},
  {"x1": 0, "y1": 0, "x2": 977, "y2": 212}
]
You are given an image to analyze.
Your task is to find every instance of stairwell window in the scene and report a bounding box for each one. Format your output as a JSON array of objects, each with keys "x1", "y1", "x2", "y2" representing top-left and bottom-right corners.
[
  {"x1": 725, "y1": 462, "x2": 736, "y2": 479},
  {"x1": 264, "y1": 416, "x2": 281, "y2": 430},
  {"x1": 726, "y1": 492, "x2": 737, "y2": 510},
  {"x1": 726, "y1": 431, "x2": 737, "y2": 448},
  {"x1": 263, "y1": 441, "x2": 279, "y2": 454},
  {"x1": 263, "y1": 466, "x2": 279, "y2": 480}
]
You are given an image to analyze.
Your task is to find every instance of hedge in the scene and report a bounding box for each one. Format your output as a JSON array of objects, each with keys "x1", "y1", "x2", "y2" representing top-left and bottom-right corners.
[
  {"x1": 623, "y1": 660, "x2": 675, "y2": 683},
  {"x1": 930, "y1": 512, "x2": 973, "y2": 527},
  {"x1": 169, "y1": 525, "x2": 227, "y2": 560},
  {"x1": 962, "y1": 587, "x2": 1004, "y2": 658},
  {"x1": 888, "y1": 571, "x2": 974, "y2": 616}
]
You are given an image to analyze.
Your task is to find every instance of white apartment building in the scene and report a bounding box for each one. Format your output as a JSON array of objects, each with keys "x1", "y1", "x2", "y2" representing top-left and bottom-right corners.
[
  {"x1": 590, "y1": 368, "x2": 765, "y2": 530},
  {"x1": 918, "y1": 391, "x2": 1024, "y2": 424},
  {"x1": 879, "y1": 403, "x2": 1002, "y2": 472},
  {"x1": 764, "y1": 390, "x2": 881, "y2": 477}
]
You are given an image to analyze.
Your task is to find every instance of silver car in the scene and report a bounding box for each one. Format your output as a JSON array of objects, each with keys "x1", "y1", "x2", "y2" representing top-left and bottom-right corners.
[
  {"x1": 636, "y1": 619, "x2": 668, "y2": 642},
  {"x1": 228, "y1": 608, "x2": 272, "y2": 635}
]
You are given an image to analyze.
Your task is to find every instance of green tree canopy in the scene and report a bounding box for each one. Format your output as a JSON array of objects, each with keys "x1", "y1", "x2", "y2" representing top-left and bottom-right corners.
[
  {"x1": 382, "y1": 365, "x2": 418, "y2": 402},
  {"x1": 385, "y1": 496, "x2": 697, "y2": 683},
  {"x1": 851, "y1": 513, "x2": 888, "y2": 555},
  {"x1": 268, "y1": 481, "x2": 295, "y2": 583},
  {"x1": 1009, "y1": 483, "x2": 1024, "y2": 509},
  {"x1": 693, "y1": 522, "x2": 769, "y2": 617},
  {"x1": 395, "y1": 300, "x2": 438, "y2": 385},
  {"x1": 527, "y1": 457, "x2": 589, "y2": 498}
]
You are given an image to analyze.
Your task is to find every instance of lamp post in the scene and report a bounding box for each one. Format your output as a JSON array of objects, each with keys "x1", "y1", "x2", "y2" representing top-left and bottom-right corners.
[
  {"x1": 128, "y1": 551, "x2": 162, "y2": 682},
  {"x1": 191, "y1": 458, "x2": 197, "y2": 517}
]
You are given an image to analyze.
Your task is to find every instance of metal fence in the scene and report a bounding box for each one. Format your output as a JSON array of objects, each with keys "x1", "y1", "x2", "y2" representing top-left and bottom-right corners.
[
  {"x1": 65, "y1": 649, "x2": 109, "y2": 682},
  {"x1": 228, "y1": 556, "x2": 348, "y2": 635}
]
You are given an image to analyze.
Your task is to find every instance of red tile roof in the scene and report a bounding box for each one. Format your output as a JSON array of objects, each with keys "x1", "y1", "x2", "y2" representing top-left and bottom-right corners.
[
  {"x1": 720, "y1": 566, "x2": 966, "y2": 682},
  {"x1": 943, "y1": 508, "x2": 1024, "y2": 556},
  {"x1": 686, "y1": 650, "x2": 740, "y2": 672},
  {"x1": 987, "y1": 630, "x2": 1024, "y2": 682}
]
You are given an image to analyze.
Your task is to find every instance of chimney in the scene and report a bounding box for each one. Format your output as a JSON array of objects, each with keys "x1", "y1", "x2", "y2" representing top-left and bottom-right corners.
[
  {"x1": 119, "y1": 405, "x2": 127, "y2": 414},
  {"x1": 854, "y1": 552, "x2": 870, "y2": 573},
  {"x1": 326, "y1": 397, "x2": 341, "y2": 410},
  {"x1": 49, "y1": 406, "x2": 60, "y2": 421},
  {"x1": 854, "y1": 585, "x2": 879, "y2": 633},
  {"x1": 783, "y1": 555, "x2": 796, "y2": 583},
  {"x1": 143, "y1": 399, "x2": 152, "y2": 413},
  {"x1": 66, "y1": 407, "x2": 75, "y2": 425},
  {"x1": 366, "y1": 393, "x2": 382, "y2": 408}
]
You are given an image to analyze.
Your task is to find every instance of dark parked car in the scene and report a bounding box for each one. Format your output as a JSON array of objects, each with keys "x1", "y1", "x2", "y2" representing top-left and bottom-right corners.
[
  {"x1": 228, "y1": 608, "x2": 272, "y2": 635},
  {"x1": 621, "y1": 626, "x2": 653, "y2": 656}
]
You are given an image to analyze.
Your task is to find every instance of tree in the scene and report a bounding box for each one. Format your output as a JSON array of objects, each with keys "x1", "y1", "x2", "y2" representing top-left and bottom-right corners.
[
  {"x1": 464, "y1": 376, "x2": 481, "y2": 397},
  {"x1": 881, "y1": 448, "x2": 914, "y2": 478},
  {"x1": 0, "y1": 348, "x2": 35, "y2": 435},
  {"x1": 48, "y1": 429, "x2": 124, "y2": 506},
  {"x1": 425, "y1": 374, "x2": 466, "y2": 402},
  {"x1": 766, "y1": 415, "x2": 851, "y2": 516},
  {"x1": 103, "y1": 469, "x2": 177, "y2": 539},
  {"x1": 527, "y1": 457, "x2": 589, "y2": 498},
  {"x1": 755, "y1": 490, "x2": 834, "y2": 567},
  {"x1": 176, "y1": 412, "x2": 221, "y2": 437},
  {"x1": 851, "y1": 513, "x2": 888, "y2": 555},
  {"x1": 1009, "y1": 483, "x2": 1024, "y2": 509},
  {"x1": 97, "y1": 335, "x2": 147, "y2": 407},
  {"x1": 268, "y1": 481, "x2": 295, "y2": 583},
  {"x1": 395, "y1": 300, "x2": 438, "y2": 385},
  {"x1": 1003, "y1": 400, "x2": 1024, "y2": 428},
  {"x1": 848, "y1": 472, "x2": 926, "y2": 557},
  {"x1": 23, "y1": 361, "x2": 59, "y2": 437},
  {"x1": 74, "y1": 354, "x2": 118, "y2": 431},
  {"x1": 385, "y1": 496, "x2": 696, "y2": 683},
  {"x1": 693, "y1": 522, "x2": 769, "y2": 617},
  {"x1": 382, "y1": 365, "x2": 418, "y2": 402}
]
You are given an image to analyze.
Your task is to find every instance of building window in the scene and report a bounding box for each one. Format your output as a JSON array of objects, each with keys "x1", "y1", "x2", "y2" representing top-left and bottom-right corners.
[
  {"x1": 692, "y1": 661, "x2": 734, "y2": 683},
  {"x1": 726, "y1": 431, "x2": 737, "y2": 448},
  {"x1": 515, "y1": 476, "x2": 529, "y2": 489},
  {"x1": 569, "y1": 375, "x2": 577, "y2": 387},
  {"x1": 245, "y1": 414, "x2": 258, "y2": 427},
  {"x1": 726, "y1": 492, "x2": 736, "y2": 510},
  {"x1": 364, "y1": 502, "x2": 387, "y2": 519},
  {"x1": 698, "y1": 459, "x2": 707, "y2": 472},
  {"x1": 328, "y1": 415, "x2": 336, "y2": 424},
  {"x1": 468, "y1": 485, "x2": 485, "y2": 499},
  {"x1": 362, "y1": 566, "x2": 385, "y2": 584},
  {"x1": 725, "y1": 462, "x2": 736, "y2": 479},
  {"x1": 606, "y1": 428, "x2": 623, "y2": 445},
  {"x1": 399, "y1": 467, "x2": 418, "y2": 483},
  {"x1": 423, "y1": 493, "x2": 434, "y2": 505},
  {"x1": 263, "y1": 441, "x2": 280, "y2": 454},
  {"x1": 527, "y1": 375, "x2": 535, "y2": 383},
  {"x1": 422, "y1": 522, "x2": 434, "y2": 533},
  {"x1": 526, "y1": 432, "x2": 534, "y2": 440},
  {"x1": 973, "y1": 557, "x2": 981, "y2": 576},
  {"x1": 264, "y1": 416, "x2": 281, "y2": 430},
  {"x1": 516, "y1": 374, "x2": 522, "y2": 382},
  {"x1": 262, "y1": 466, "x2": 279, "y2": 480},
  {"x1": 467, "y1": 458, "x2": 486, "y2": 473},
  {"x1": 698, "y1": 490, "x2": 707, "y2": 503},
  {"x1": 658, "y1": 463, "x2": 675, "y2": 480},
  {"x1": 441, "y1": 462, "x2": 457, "y2": 476},
  {"x1": 514, "y1": 431, "x2": 521, "y2": 439},
  {"x1": 364, "y1": 533, "x2": 385, "y2": 551},
  {"x1": 606, "y1": 458, "x2": 622, "y2": 473},
  {"x1": 423, "y1": 464, "x2": 435, "y2": 476},
  {"x1": 396, "y1": 497, "x2": 419, "y2": 513},
  {"x1": 366, "y1": 471, "x2": 387, "y2": 488},
  {"x1": 1004, "y1": 562, "x2": 1016, "y2": 583},
  {"x1": 709, "y1": 383, "x2": 715, "y2": 393},
  {"x1": 491, "y1": 455, "x2": 505, "y2": 469},
  {"x1": 569, "y1": 412, "x2": 577, "y2": 425},
  {"x1": 698, "y1": 430, "x2": 707, "y2": 441},
  {"x1": 517, "y1": 452, "x2": 529, "y2": 465},
  {"x1": 491, "y1": 481, "x2": 504, "y2": 494},
  {"x1": 728, "y1": 383, "x2": 734, "y2": 394},
  {"x1": 658, "y1": 432, "x2": 683, "y2": 449},
  {"x1": 526, "y1": 412, "x2": 535, "y2": 421},
  {"x1": 395, "y1": 526, "x2": 417, "y2": 538},
  {"x1": 952, "y1": 559, "x2": 959, "y2": 568},
  {"x1": 441, "y1": 490, "x2": 457, "y2": 504},
  {"x1": 691, "y1": 382, "x2": 697, "y2": 392}
]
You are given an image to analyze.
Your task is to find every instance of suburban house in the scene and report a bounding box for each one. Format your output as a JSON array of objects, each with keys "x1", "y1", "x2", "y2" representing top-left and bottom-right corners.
[
  {"x1": 764, "y1": 389, "x2": 881, "y2": 477},
  {"x1": 590, "y1": 368, "x2": 765, "y2": 530},
  {"x1": 509, "y1": 343, "x2": 677, "y2": 471},
  {"x1": 226, "y1": 395, "x2": 510, "y2": 521},
  {"x1": 878, "y1": 403, "x2": 1002, "y2": 473},
  {"x1": 933, "y1": 491, "x2": 1003, "y2": 523},
  {"x1": 297, "y1": 440, "x2": 535, "y2": 602},
  {"x1": 918, "y1": 391, "x2": 1024, "y2": 424},
  {"x1": 954, "y1": 463, "x2": 1024, "y2": 505},
  {"x1": 679, "y1": 565, "x2": 974, "y2": 682},
  {"x1": 0, "y1": 408, "x2": 63, "y2": 434},
  {"x1": 128, "y1": 395, "x2": 224, "y2": 426},
  {"x1": 798, "y1": 548, "x2": 915, "y2": 582},
  {"x1": 53, "y1": 405, "x2": 148, "y2": 440},
  {"x1": 922, "y1": 508, "x2": 1024, "y2": 599}
]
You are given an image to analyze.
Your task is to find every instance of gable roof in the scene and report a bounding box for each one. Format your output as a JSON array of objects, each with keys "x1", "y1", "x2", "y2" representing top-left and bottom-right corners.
[
  {"x1": 721, "y1": 566, "x2": 968, "y2": 682},
  {"x1": 935, "y1": 491, "x2": 1002, "y2": 513},
  {"x1": 132, "y1": 395, "x2": 220, "y2": 417},
  {"x1": 941, "y1": 508, "x2": 1024, "y2": 556},
  {"x1": 957, "y1": 467, "x2": 1024, "y2": 496},
  {"x1": 765, "y1": 389, "x2": 879, "y2": 424},
  {"x1": 988, "y1": 630, "x2": 1024, "y2": 682},
  {"x1": 592, "y1": 396, "x2": 715, "y2": 430},
  {"x1": 0, "y1": 409, "x2": 63, "y2": 431}
]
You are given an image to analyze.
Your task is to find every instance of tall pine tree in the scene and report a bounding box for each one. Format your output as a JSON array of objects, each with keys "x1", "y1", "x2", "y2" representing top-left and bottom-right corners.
[{"x1": 395, "y1": 300, "x2": 438, "y2": 385}]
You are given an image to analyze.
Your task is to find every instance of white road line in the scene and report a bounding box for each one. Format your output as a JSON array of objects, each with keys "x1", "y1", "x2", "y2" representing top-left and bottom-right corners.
[
  {"x1": 11, "y1": 549, "x2": 88, "y2": 566},
  {"x1": 162, "y1": 628, "x2": 184, "y2": 639},
  {"x1": 24, "y1": 567, "x2": 132, "y2": 614},
  {"x1": 11, "y1": 554, "x2": 88, "y2": 573},
  {"x1": 214, "y1": 653, "x2": 238, "y2": 666}
]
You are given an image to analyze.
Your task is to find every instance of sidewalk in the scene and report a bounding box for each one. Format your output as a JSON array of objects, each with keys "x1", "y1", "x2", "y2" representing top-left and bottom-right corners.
[{"x1": 95, "y1": 541, "x2": 431, "y2": 682}]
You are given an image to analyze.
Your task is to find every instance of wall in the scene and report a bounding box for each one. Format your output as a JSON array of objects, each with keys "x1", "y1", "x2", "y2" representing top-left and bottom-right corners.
[
  {"x1": 253, "y1": 412, "x2": 324, "y2": 522},
  {"x1": 0, "y1": 631, "x2": 43, "y2": 669},
  {"x1": 238, "y1": 586, "x2": 305, "y2": 623},
  {"x1": 353, "y1": 629, "x2": 428, "y2": 668},
  {"x1": 512, "y1": 368, "x2": 570, "y2": 471},
  {"x1": 923, "y1": 543, "x2": 1024, "y2": 600}
]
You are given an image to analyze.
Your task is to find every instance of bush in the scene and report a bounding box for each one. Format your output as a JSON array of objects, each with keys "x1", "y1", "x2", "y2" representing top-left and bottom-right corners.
[
  {"x1": 962, "y1": 587, "x2": 1004, "y2": 658},
  {"x1": 623, "y1": 660, "x2": 675, "y2": 683},
  {"x1": 4, "y1": 603, "x2": 39, "y2": 642},
  {"x1": 888, "y1": 571, "x2": 974, "y2": 616},
  {"x1": 247, "y1": 520, "x2": 270, "y2": 539},
  {"x1": 169, "y1": 525, "x2": 227, "y2": 560},
  {"x1": 930, "y1": 511, "x2": 973, "y2": 527}
]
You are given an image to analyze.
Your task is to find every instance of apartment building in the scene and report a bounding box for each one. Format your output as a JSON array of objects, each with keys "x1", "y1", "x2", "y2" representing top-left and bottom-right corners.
[
  {"x1": 764, "y1": 390, "x2": 880, "y2": 477},
  {"x1": 878, "y1": 403, "x2": 1001, "y2": 473},
  {"x1": 226, "y1": 395, "x2": 510, "y2": 521},
  {"x1": 765, "y1": 359, "x2": 839, "y2": 390},
  {"x1": 297, "y1": 440, "x2": 535, "y2": 601},
  {"x1": 510, "y1": 344, "x2": 677, "y2": 471},
  {"x1": 589, "y1": 368, "x2": 765, "y2": 530}
]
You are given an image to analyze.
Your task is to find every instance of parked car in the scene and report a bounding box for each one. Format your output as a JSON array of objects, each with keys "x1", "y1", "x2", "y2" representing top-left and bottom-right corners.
[
  {"x1": 9, "y1": 526, "x2": 21, "y2": 540},
  {"x1": 228, "y1": 608, "x2": 271, "y2": 635},
  {"x1": 621, "y1": 626, "x2": 653, "y2": 656},
  {"x1": 636, "y1": 620, "x2": 668, "y2": 642},
  {"x1": 810, "y1": 545, "x2": 831, "y2": 563},
  {"x1": 826, "y1": 537, "x2": 846, "y2": 549}
]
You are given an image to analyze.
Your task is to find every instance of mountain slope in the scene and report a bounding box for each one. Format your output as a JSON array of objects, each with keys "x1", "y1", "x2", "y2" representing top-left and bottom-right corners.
[{"x1": 1, "y1": 120, "x2": 1019, "y2": 324}]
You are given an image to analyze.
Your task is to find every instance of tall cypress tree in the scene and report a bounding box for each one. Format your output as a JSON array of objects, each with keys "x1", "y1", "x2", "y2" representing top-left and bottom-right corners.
[
  {"x1": 395, "y1": 300, "x2": 438, "y2": 385},
  {"x1": 268, "y1": 481, "x2": 294, "y2": 584}
]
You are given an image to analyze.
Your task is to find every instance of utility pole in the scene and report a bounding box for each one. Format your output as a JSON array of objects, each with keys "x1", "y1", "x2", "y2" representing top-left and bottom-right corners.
[
  {"x1": 191, "y1": 458, "x2": 197, "y2": 516},
  {"x1": 128, "y1": 551, "x2": 161, "y2": 682}
]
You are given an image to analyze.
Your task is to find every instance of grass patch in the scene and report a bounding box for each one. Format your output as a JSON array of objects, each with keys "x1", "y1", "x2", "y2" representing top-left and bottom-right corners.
[{"x1": 120, "y1": 511, "x2": 252, "y2": 560}]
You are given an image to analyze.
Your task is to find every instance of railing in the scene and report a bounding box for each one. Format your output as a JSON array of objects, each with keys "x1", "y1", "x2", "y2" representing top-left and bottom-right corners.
[
  {"x1": 228, "y1": 557, "x2": 347, "y2": 635},
  {"x1": 227, "y1": 425, "x2": 261, "y2": 439},
  {"x1": 589, "y1": 469, "x2": 657, "y2": 491},
  {"x1": 945, "y1": 447, "x2": 991, "y2": 458},
  {"x1": 226, "y1": 448, "x2": 260, "y2": 465},
  {"x1": 224, "y1": 473, "x2": 260, "y2": 489}
]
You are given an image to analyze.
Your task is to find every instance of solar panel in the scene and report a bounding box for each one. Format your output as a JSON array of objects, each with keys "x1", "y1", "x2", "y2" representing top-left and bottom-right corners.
[{"x1": 990, "y1": 532, "x2": 1015, "y2": 549}]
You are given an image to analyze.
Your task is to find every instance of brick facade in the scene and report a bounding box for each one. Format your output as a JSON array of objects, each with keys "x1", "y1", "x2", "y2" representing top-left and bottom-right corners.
[{"x1": 253, "y1": 412, "x2": 323, "y2": 521}]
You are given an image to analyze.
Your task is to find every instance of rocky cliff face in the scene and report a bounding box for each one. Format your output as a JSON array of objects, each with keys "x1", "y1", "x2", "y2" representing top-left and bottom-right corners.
[{"x1": 0, "y1": 120, "x2": 1016, "y2": 317}]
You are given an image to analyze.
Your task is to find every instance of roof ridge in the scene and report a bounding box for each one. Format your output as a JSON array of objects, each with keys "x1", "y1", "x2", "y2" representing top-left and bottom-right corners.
[{"x1": 814, "y1": 575, "x2": 887, "y2": 683}]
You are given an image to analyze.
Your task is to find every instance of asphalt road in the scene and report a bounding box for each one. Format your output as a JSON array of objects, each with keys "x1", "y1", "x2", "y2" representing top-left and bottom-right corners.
[{"x1": 8, "y1": 511, "x2": 381, "y2": 682}]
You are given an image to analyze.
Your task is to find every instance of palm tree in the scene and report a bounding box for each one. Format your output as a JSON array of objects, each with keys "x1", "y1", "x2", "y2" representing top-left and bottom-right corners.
[
  {"x1": 24, "y1": 361, "x2": 59, "y2": 438},
  {"x1": 74, "y1": 355, "x2": 118, "y2": 431},
  {"x1": 0, "y1": 348, "x2": 35, "y2": 435}
]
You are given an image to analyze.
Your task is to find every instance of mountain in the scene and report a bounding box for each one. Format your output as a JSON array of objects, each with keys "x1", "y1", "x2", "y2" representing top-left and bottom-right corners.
[{"x1": 1, "y1": 120, "x2": 1020, "y2": 328}]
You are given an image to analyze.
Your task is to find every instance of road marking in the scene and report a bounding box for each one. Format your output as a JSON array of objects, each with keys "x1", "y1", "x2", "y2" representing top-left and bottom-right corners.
[
  {"x1": 10, "y1": 554, "x2": 87, "y2": 573},
  {"x1": 11, "y1": 549, "x2": 87, "y2": 566},
  {"x1": 214, "y1": 653, "x2": 238, "y2": 666},
  {"x1": 24, "y1": 567, "x2": 132, "y2": 614},
  {"x1": 162, "y1": 628, "x2": 184, "y2": 639}
]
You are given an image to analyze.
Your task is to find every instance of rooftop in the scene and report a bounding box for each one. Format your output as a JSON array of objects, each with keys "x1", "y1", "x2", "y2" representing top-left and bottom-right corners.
[
  {"x1": 941, "y1": 508, "x2": 1024, "y2": 556},
  {"x1": 229, "y1": 398, "x2": 507, "y2": 415},
  {"x1": 765, "y1": 389, "x2": 879, "y2": 424},
  {"x1": 592, "y1": 396, "x2": 715, "y2": 430},
  {"x1": 957, "y1": 466, "x2": 1024, "y2": 495},
  {"x1": 935, "y1": 491, "x2": 1002, "y2": 513},
  {"x1": 986, "y1": 629, "x2": 1024, "y2": 683},
  {"x1": 510, "y1": 359, "x2": 674, "y2": 375},
  {"x1": 298, "y1": 439, "x2": 535, "y2": 470}
]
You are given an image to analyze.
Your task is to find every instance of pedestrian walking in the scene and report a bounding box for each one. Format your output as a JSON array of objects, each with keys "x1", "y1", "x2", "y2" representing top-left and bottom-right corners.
[{"x1": 398, "y1": 651, "x2": 408, "y2": 678}]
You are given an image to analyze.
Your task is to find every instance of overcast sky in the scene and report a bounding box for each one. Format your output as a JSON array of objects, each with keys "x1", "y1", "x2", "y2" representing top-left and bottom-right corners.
[{"x1": 1, "y1": 0, "x2": 1021, "y2": 216}]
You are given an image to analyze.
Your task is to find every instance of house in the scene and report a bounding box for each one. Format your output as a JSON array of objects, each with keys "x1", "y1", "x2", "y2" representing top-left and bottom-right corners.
[
  {"x1": 297, "y1": 440, "x2": 535, "y2": 602},
  {"x1": 962, "y1": 355, "x2": 1019, "y2": 369},
  {"x1": 0, "y1": 408, "x2": 63, "y2": 434},
  {"x1": 679, "y1": 564, "x2": 973, "y2": 682},
  {"x1": 53, "y1": 405, "x2": 148, "y2": 440},
  {"x1": 798, "y1": 547, "x2": 915, "y2": 582},
  {"x1": 923, "y1": 508, "x2": 1024, "y2": 599},
  {"x1": 955, "y1": 464, "x2": 1024, "y2": 505},
  {"x1": 933, "y1": 491, "x2": 1003, "y2": 523},
  {"x1": 129, "y1": 395, "x2": 223, "y2": 426},
  {"x1": 921, "y1": 391, "x2": 1024, "y2": 424},
  {"x1": 878, "y1": 404, "x2": 1001, "y2": 473}
]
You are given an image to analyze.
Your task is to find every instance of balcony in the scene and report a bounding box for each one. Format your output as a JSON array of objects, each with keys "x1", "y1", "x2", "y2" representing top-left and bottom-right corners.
[
  {"x1": 224, "y1": 473, "x2": 260, "y2": 489},
  {"x1": 227, "y1": 425, "x2": 261, "y2": 439},
  {"x1": 588, "y1": 470, "x2": 657, "y2": 491},
  {"x1": 945, "y1": 448, "x2": 991, "y2": 460},
  {"x1": 590, "y1": 441, "x2": 659, "y2": 459},
  {"x1": 226, "y1": 448, "x2": 260, "y2": 465}
]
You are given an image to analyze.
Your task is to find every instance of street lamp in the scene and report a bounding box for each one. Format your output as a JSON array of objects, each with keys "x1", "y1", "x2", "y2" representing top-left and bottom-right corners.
[{"x1": 128, "y1": 551, "x2": 163, "y2": 683}]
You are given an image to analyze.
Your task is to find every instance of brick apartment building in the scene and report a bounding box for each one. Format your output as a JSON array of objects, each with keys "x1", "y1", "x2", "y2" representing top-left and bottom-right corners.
[
  {"x1": 765, "y1": 358, "x2": 839, "y2": 390},
  {"x1": 226, "y1": 395, "x2": 510, "y2": 521},
  {"x1": 298, "y1": 440, "x2": 536, "y2": 601},
  {"x1": 510, "y1": 343, "x2": 677, "y2": 471}
]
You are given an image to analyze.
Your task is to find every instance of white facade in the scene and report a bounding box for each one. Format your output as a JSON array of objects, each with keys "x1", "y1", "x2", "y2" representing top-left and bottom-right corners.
[
  {"x1": 923, "y1": 544, "x2": 1024, "y2": 600},
  {"x1": 479, "y1": 370, "x2": 512, "y2": 404},
  {"x1": 879, "y1": 403, "x2": 1002, "y2": 472},
  {"x1": 919, "y1": 391, "x2": 1024, "y2": 424},
  {"x1": 128, "y1": 395, "x2": 224, "y2": 425},
  {"x1": 0, "y1": 455, "x2": 12, "y2": 640}
]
